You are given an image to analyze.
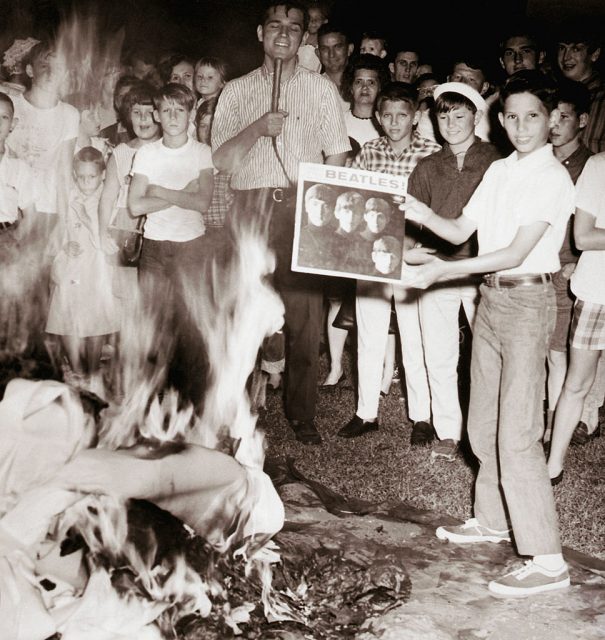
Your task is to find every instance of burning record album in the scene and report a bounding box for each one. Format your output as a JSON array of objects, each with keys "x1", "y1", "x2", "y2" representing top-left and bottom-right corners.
[{"x1": 291, "y1": 162, "x2": 407, "y2": 284}]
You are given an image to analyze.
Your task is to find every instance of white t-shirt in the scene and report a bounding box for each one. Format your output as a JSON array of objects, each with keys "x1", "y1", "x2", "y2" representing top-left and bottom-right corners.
[
  {"x1": 0, "y1": 153, "x2": 34, "y2": 223},
  {"x1": 463, "y1": 144, "x2": 575, "y2": 275},
  {"x1": 344, "y1": 110, "x2": 381, "y2": 148},
  {"x1": 131, "y1": 137, "x2": 213, "y2": 242},
  {"x1": 7, "y1": 94, "x2": 79, "y2": 214},
  {"x1": 571, "y1": 152, "x2": 605, "y2": 304}
]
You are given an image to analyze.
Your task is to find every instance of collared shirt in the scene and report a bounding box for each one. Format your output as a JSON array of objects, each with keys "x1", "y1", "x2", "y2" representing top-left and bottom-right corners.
[
  {"x1": 408, "y1": 138, "x2": 501, "y2": 260},
  {"x1": 463, "y1": 143, "x2": 575, "y2": 275},
  {"x1": 582, "y1": 71, "x2": 605, "y2": 154},
  {"x1": 212, "y1": 64, "x2": 350, "y2": 190},
  {"x1": 351, "y1": 132, "x2": 441, "y2": 187}
]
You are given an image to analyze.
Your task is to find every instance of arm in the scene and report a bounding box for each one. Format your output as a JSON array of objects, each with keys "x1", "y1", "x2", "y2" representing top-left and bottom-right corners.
[
  {"x1": 146, "y1": 168, "x2": 214, "y2": 213},
  {"x1": 128, "y1": 172, "x2": 173, "y2": 217},
  {"x1": 400, "y1": 194, "x2": 477, "y2": 245},
  {"x1": 56, "y1": 138, "x2": 77, "y2": 221},
  {"x1": 573, "y1": 207, "x2": 605, "y2": 251},
  {"x1": 324, "y1": 152, "x2": 347, "y2": 167},
  {"x1": 98, "y1": 153, "x2": 120, "y2": 234},
  {"x1": 402, "y1": 221, "x2": 549, "y2": 289}
]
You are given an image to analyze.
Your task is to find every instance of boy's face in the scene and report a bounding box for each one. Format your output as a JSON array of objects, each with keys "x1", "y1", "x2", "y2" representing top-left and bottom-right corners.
[
  {"x1": 0, "y1": 101, "x2": 15, "y2": 143},
  {"x1": 131, "y1": 103, "x2": 159, "y2": 140},
  {"x1": 306, "y1": 195, "x2": 333, "y2": 226},
  {"x1": 364, "y1": 208, "x2": 388, "y2": 233},
  {"x1": 549, "y1": 101, "x2": 586, "y2": 148},
  {"x1": 74, "y1": 161, "x2": 103, "y2": 196},
  {"x1": 196, "y1": 113, "x2": 212, "y2": 144},
  {"x1": 360, "y1": 39, "x2": 386, "y2": 59},
  {"x1": 194, "y1": 65, "x2": 223, "y2": 98},
  {"x1": 317, "y1": 33, "x2": 352, "y2": 74},
  {"x1": 500, "y1": 36, "x2": 541, "y2": 76},
  {"x1": 377, "y1": 99, "x2": 418, "y2": 143},
  {"x1": 335, "y1": 197, "x2": 364, "y2": 233},
  {"x1": 557, "y1": 42, "x2": 600, "y2": 82},
  {"x1": 351, "y1": 68, "x2": 380, "y2": 108},
  {"x1": 448, "y1": 62, "x2": 488, "y2": 95},
  {"x1": 258, "y1": 5, "x2": 304, "y2": 62},
  {"x1": 389, "y1": 51, "x2": 419, "y2": 83},
  {"x1": 170, "y1": 61, "x2": 194, "y2": 90},
  {"x1": 499, "y1": 91, "x2": 551, "y2": 158},
  {"x1": 307, "y1": 7, "x2": 327, "y2": 35},
  {"x1": 437, "y1": 105, "x2": 477, "y2": 147},
  {"x1": 155, "y1": 98, "x2": 190, "y2": 137}
]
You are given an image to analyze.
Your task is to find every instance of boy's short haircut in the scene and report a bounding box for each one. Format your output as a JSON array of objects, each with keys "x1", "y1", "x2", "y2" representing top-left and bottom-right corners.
[
  {"x1": 153, "y1": 82, "x2": 196, "y2": 112},
  {"x1": 389, "y1": 43, "x2": 422, "y2": 64},
  {"x1": 435, "y1": 91, "x2": 477, "y2": 114},
  {"x1": 376, "y1": 81, "x2": 418, "y2": 112},
  {"x1": 373, "y1": 235, "x2": 401, "y2": 257},
  {"x1": 119, "y1": 80, "x2": 157, "y2": 129},
  {"x1": 317, "y1": 22, "x2": 350, "y2": 44},
  {"x1": 497, "y1": 19, "x2": 544, "y2": 55},
  {"x1": 499, "y1": 69, "x2": 558, "y2": 112},
  {"x1": 336, "y1": 190, "x2": 364, "y2": 209},
  {"x1": 555, "y1": 77, "x2": 591, "y2": 117},
  {"x1": 361, "y1": 30, "x2": 388, "y2": 51},
  {"x1": 305, "y1": 183, "x2": 336, "y2": 206},
  {"x1": 342, "y1": 54, "x2": 391, "y2": 103},
  {"x1": 194, "y1": 97, "x2": 218, "y2": 126},
  {"x1": 555, "y1": 19, "x2": 602, "y2": 54},
  {"x1": 194, "y1": 56, "x2": 229, "y2": 83},
  {"x1": 365, "y1": 197, "x2": 391, "y2": 216},
  {"x1": 73, "y1": 146, "x2": 105, "y2": 172},
  {"x1": 258, "y1": 1, "x2": 309, "y2": 31},
  {"x1": 0, "y1": 92, "x2": 15, "y2": 116}
]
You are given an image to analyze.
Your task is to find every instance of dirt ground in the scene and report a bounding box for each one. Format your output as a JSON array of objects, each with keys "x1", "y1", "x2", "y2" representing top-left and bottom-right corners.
[{"x1": 271, "y1": 467, "x2": 605, "y2": 640}]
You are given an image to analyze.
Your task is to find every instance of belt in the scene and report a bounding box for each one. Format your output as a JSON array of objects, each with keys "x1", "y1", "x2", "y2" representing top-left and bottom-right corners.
[
  {"x1": 239, "y1": 187, "x2": 296, "y2": 204},
  {"x1": 483, "y1": 273, "x2": 552, "y2": 288},
  {"x1": 0, "y1": 220, "x2": 18, "y2": 233}
]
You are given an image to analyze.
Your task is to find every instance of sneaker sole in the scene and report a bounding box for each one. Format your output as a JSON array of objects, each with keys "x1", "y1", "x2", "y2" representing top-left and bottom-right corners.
[
  {"x1": 488, "y1": 576, "x2": 570, "y2": 597},
  {"x1": 436, "y1": 526, "x2": 511, "y2": 544}
]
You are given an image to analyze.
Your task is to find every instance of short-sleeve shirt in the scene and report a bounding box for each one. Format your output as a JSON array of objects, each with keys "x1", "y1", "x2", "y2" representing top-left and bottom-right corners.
[
  {"x1": 131, "y1": 137, "x2": 213, "y2": 242},
  {"x1": 463, "y1": 144, "x2": 575, "y2": 275},
  {"x1": 7, "y1": 94, "x2": 79, "y2": 214},
  {"x1": 0, "y1": 153, "x2": 34, "y2": 223},
  {"x1": 212, "y1": 64, "x2": 350, "y2": 189},
  {"x1": 571, "y1": 152, "x2": 605, "y2": 304}
]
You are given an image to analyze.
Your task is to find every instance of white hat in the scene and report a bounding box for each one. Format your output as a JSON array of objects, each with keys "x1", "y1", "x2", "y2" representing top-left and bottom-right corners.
[{"x1": 433, "y1": 82, "x2": 487, "y2": 113}]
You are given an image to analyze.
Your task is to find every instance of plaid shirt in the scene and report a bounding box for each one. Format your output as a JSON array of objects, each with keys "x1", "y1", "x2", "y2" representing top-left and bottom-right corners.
[
  {"x1": 583, "y1": 71, "x2": 605, "y2": 154},
  {"x1": 351, "y1": 132, "x2": 441, "y2": 188},
  {"x1": 203, "y1": 171, "x2": 234, "y2": 227}
]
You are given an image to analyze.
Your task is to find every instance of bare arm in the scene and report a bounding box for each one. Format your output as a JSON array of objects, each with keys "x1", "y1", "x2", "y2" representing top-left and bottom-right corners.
[
  {"x1": 98, "y1": 154, "x2": 120, "y2": 233},
  {"x1": 574, "y1": 208, "x2": 605, "y2": 251},
  {"x1": 400, "y1": 194, "x2": 477, "y2": 245},
  {"x1": 212, "y1": 111, "x2": 287, "y2": 173},
  {"x1": 146, "y1": 168, "x2": 214, "y2": 213},
  {"x1": 324, "y1": 152, "x2": 348, "y2": 167},
  {"x1": 402, "y1": 221, "x2": 550, "y2": 289},
  {"x1": 128, "y1": 172, "x2": 173, "y2": 217}
]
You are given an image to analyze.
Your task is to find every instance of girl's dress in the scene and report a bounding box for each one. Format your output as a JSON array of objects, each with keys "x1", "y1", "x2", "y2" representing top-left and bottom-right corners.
[{"x1": 46, "y1": 185, "x2": 118, "y2": 337}]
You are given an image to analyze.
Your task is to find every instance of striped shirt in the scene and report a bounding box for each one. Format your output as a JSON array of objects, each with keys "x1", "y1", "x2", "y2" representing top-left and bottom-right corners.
[
  {"x1": 351, "y1": 132, "x2": 442, "y2": 189},
  {"x1": 212, "y1": 64, "x2": 350, "y2": 190},
  {"x1": 582, "y1": 72, "x2": 605, "y2": 154}
]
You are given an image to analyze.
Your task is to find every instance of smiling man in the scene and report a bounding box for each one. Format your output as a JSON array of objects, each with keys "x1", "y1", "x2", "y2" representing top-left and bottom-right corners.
[{"x1": 212, "y1": 1, "x2": 350, "y2": 446}]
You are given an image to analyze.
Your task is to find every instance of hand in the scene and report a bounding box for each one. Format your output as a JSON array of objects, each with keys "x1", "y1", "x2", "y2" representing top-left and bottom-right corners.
[
  {"x1": 561, "y1": 262, "x2": 576, "y2": 280},
  {"x1": 257, "y1": 110, "x2": 288, "y2": 138},
  {"x1": 404, "y1": 245, "x2": 437, "y2": 265},
  {"x1": 400, "y1": 259, "x2": 446, "y2": 289},
  {"x1": 398, "y1": 194, "x2": 433, "y2": 226},
  {"x1": 100, "y1": 233, "x2": 118, "y2": 255},
  {"x1": 146, "y1": 183, "x2": 162, "y2": 198}
]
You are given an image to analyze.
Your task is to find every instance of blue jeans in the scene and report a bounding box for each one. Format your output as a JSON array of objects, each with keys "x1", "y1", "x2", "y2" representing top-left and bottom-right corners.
[{"x1": 469, "y1": 282, "x2": 561, "y2": 556}]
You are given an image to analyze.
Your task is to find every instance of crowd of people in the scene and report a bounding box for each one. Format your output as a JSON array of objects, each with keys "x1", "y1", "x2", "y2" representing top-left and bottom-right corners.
[{"x1": 0, "y1": 0, "x2": 604, "y2": 600}]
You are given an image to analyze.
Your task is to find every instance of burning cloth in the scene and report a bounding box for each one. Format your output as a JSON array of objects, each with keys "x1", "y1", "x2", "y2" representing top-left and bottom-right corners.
[{"x1": 0, "y1": 378, "x2": 285, "y2": 640}]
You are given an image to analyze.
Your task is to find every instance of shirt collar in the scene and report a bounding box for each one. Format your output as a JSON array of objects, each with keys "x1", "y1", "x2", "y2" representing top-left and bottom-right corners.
[{"x1": 504, "y1": 143, "x2": 555, "y2": 169}]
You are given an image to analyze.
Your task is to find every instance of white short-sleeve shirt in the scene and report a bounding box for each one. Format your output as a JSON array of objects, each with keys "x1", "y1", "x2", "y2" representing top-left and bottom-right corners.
[
  {"x1": 463, "y1": 144, "x2": 575, "y2": 275},
  {"x1": 0, "y1": 154, "x2": 34, "y2": 223},
  {"x1": 571, "y1": 152, "x2": 605, "y2": 304},
  {"x1": 131, "y1": 137, "x2": 213, "y2": 242}
]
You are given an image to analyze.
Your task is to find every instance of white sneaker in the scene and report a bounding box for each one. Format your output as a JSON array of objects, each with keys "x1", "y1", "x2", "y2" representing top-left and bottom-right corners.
[
  {"x1": 436, "y1": 518, "x2": 511, "y2": 544},
  {"x1": 488, "y1": 560, "x2": 570, "y2": 597}
]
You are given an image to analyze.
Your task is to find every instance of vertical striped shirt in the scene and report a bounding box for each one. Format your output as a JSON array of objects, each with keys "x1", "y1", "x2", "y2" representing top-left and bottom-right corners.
[
  {"x1": 212, "y1": 64, "x2": 350, "y2": 190},
  {"x1": 582, "y1": 72, "x2": 605, "y2": 154}
]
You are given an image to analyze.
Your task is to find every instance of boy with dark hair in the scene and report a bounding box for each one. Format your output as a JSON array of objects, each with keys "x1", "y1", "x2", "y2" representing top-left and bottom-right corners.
[
  {"x1": 498, "y1": 22, "x2": 545, "y2": 77},
  {"x1": 360, "y1": 30, "x2": 388, "y2": 59},
  {"x1": 402, "y1": 70, "x2": 574, "y2": 596},
  {"x1": 407, "y1": 82, "x2": 501, "y2": 457},
  {"x1": 338, "y1": 81, "x2": 440, "y2": 439},
  {"x1": 389, "y1": 45, "x2": 421, "y2": 84}
]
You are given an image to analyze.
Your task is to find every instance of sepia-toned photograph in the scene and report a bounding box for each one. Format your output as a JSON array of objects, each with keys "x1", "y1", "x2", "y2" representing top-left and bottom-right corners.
[{"x1": 292, "y1": 162, "x2": 407, "y2": 283}]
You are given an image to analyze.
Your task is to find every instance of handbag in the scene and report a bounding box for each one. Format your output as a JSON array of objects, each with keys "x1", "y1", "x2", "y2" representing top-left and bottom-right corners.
[{"x1": 108, "y1": 216, "x2": 144, "y2": 267}]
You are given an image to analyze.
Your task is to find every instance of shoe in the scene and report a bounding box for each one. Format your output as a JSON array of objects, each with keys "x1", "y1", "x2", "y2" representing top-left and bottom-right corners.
[
  {"x1": 488, "y1": 560, "x2": 570, "y2": 597},
  {"x1": 410, "y1": 420, "x2": 434, "y2": 446},
  {"x1": 290, "y1": 420, "x2": 322, "y2": 445},
  {"x1": 338, "y1": 415, "x2": 379, "y2": 438},
  {"x1": 321, "y1": 372, "x2": 346, "y2": 389},
  {"x1": 431, "y1": 439, "x2": 459, "y2": 461},
  {"x1": 436, "y1": 518, "x2": 511, "y2": 544},
  {"x1": 550, "y1": 470, "x2": 564, "y2": 486},
  {"x1": 570, "y1": 421, "x2": 601, "y2": 446},
  {"x1": 380, "y1": 390, "x2": 388, "y2": 398}
]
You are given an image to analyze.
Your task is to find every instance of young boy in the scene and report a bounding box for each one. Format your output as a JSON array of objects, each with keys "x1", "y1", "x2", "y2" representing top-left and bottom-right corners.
[
  {"x1": 401, "y1": 70, "x2": 574, "y2": 596},
  {"x1": 360, "y1": 30, "x2": 388, "y2": 59},
  {"x1": 338, "y1": 82, "x2": 440, "y2": 439},
  {"x1": 129, "y1": 82, "x2": 214, "y2": 409},
  {"x1": 407, "y1": 82, "x2": 501, "y2": 457}
]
